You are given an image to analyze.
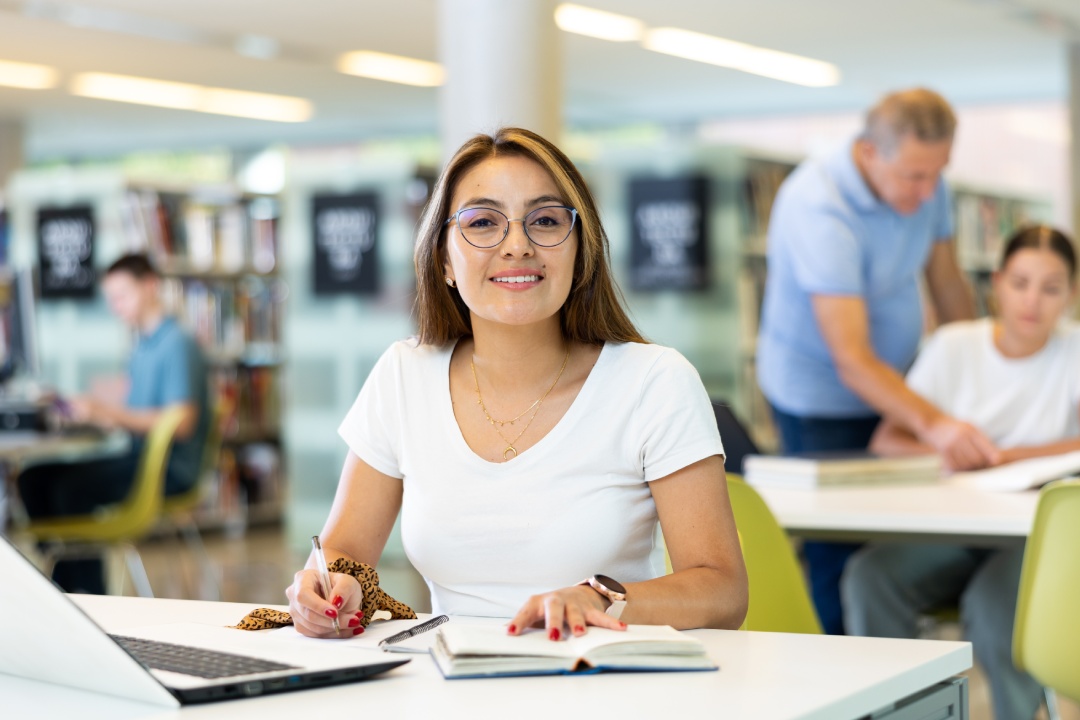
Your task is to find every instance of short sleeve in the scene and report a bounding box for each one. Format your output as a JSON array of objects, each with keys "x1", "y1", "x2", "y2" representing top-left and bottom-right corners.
[
  {"x1": 338, "y1": 344, "x2": 404, "y2": 479},
  {"x1": 159, "y1": 335, "x2": 194, "y2": 406},
  {"x1": 904, "y1": 329, "x2": 950, "y2": 409},
  {"x1": 933, "y1": 180, "x2": 955, "y2": 241},
  {"x1": 633, "y1": 349, "x2": 726, "y2": 482},
  {"x1": 785, "y1": 202, "x2": 865, "y2": 297}
]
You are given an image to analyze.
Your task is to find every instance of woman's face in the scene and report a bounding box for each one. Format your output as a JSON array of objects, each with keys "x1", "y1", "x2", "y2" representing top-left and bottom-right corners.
[
  {"x1": 993, "y1": 247, "x2": 1076, "y2": 342},
  {"x1": 443, "y1": 155, "x2": 578, "y2": 331}
]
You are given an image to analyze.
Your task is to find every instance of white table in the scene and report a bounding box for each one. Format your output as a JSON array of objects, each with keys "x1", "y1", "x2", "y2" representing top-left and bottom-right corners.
[
  {"x1": 754, "y1": 482, "x2": 1038, "y2": 545},
  {"x1": 0, "y1": 595, "x2": 972, "y2": 720}
]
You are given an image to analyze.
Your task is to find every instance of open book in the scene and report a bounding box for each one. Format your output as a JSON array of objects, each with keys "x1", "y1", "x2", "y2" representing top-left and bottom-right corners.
[
  {"x1": 949, "y1": 450, "x2": 1080, "y2": 492},
  {"x1": 744, "y1": 452, "x2": 942, "y2": 490},
  {"x1": 432, "y1": 624, "x2": 717, "y2": 679}
]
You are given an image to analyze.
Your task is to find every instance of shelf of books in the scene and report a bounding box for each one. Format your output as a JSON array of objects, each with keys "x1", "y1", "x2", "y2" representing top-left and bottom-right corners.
[
  {"x1": 122, "y1": 185, "x2": 285, "y2": 532},
  {"x1": 736, "y1": 155, "x2": 798, "y2": 454},
  {"x1": 952, "y1": 185, "x2": 1051, "y2": 317}
]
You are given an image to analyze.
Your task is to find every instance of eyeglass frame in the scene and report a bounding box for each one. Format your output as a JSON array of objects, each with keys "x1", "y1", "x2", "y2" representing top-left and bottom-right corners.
[{"x1": 443, "y1": 205, "x2": 579, "y2": 249}]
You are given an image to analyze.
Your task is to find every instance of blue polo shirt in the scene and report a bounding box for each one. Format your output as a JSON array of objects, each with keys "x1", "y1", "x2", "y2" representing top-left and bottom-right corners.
[
  {"x1": 128, "y1": 316, "x2": 209, "y2": 494},
  {"x1": 756, "y1": 142, "x2": 954, "y2": 417}
]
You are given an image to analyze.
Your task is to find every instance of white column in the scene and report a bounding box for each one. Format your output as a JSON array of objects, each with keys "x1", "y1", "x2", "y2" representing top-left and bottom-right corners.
[
  {"x1": 1069, "y1": 42, "x2": 1080, "y2": 238},
  {"x1": 437, "y1": 0, "x2": 561, "y2": 159},
  {"x1": 0, "y1": 121, "x2": 24, "y2": 193}
]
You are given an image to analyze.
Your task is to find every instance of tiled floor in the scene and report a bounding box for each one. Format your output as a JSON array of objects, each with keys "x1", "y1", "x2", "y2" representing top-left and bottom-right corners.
[{"x1": 132, "y1": 526, "x2": 1076, "y2": 720}]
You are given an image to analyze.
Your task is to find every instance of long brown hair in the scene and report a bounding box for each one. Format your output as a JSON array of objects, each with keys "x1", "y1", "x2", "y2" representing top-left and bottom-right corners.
[
  {"x1": 1001, "y1": 225, "x2": 1077, "y2": 282},
  {"x1": 413, "y1": 127, "x2": 645, "y2": 346}
]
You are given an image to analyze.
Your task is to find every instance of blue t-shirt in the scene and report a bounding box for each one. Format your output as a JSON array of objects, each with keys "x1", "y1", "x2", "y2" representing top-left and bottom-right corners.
[
  {"x1": 128, "y1": 316, "x2": 209, "y2": 494},
  {"x1": 756, "y1": 142, "x2": 954, "y2": 418}
]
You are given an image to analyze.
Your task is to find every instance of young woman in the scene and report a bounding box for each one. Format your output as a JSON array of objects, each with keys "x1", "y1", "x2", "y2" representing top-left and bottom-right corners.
[
  {"x1": 843, "y1": 225, "x2": 1080, "y2": 720},
  {"x1": 287, "y1": 128, "x2": 747, "y2": 640}
]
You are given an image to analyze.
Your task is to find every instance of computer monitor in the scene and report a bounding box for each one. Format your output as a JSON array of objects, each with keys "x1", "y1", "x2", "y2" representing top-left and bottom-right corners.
[{"x1": 0, "y1": 268, "x2": 41, "y2": 386}]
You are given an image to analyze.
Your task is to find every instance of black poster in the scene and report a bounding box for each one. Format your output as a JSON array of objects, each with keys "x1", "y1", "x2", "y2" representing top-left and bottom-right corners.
[
  {"x1": 37, "y1": 206, "x2": 96, "y2": 299},
  {"x1": 628, "y1": 177, "x2": 710, "y2": 291},
  {"x1": 312, "y1": 193, "x2": 380, "y2": 296}
]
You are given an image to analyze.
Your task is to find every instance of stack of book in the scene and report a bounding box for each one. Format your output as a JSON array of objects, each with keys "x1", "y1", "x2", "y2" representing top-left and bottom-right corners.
[{"x1": 744, "y1": 452, "x2": 942, "y2": 490}]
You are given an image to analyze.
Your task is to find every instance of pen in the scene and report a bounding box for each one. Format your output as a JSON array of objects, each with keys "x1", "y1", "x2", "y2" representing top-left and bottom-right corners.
[{"x1": 311, "y1": 535, "x2": 340, "y2": 635}]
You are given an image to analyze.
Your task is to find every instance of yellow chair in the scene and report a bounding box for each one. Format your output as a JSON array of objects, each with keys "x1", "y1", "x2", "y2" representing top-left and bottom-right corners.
[
  {"x1": 1013, "y1": 479, "x2": 1080, "y2": 716},
  {"x1": 25, "y1": 406, "x2": 187, "y2": 597},
  {"x1": 727, "y1": 474, "x2": 821, "y2": 634}
]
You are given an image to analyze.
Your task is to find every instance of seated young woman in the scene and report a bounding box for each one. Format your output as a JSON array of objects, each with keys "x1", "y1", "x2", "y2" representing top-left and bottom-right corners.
[
  {"x1": 286, "y1": 127, "x2": 748, "y2": 641},
  {"x1": 842, "y1": 225, "x2": 1080, "y2": 720}
]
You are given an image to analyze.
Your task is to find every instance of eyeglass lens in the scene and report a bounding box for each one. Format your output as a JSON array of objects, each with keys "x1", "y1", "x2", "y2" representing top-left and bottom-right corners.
[{"x1": 455, "y1": 206, "x2": 575, "y2": 248}]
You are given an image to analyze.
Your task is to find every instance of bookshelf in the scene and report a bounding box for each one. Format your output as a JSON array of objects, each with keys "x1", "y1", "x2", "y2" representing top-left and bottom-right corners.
[{"x1": 121, "y1": 185, "x2": 285, "y2": 531}]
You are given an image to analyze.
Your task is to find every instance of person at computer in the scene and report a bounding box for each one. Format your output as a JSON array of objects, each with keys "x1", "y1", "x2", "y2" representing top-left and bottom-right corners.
[
  {"x1": 842, "y1": 225, "x2": 1079, "y2": 720},
  {"x1": 18, "y1": 253, "x2": 210, "y2": 594},
  {"x1": 286, "y1": 127, "x2": 748, "y2": 639}
]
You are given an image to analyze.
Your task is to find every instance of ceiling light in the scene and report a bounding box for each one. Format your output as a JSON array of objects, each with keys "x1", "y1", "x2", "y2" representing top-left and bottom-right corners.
[
  {"x1": 0, "y1": 59, "x2": 59, "y2": 90},
  {"x1": 70, "y1": 72, "x2": 312, "y2": 122},
  {"x1": 337, "y1": 51, "x2": 444, "y2": 87},
  {"x1": 642, "y1": 28, "x2": 840, "y2": 87},
  {"x1": 555, "y1": 4, "x2": 644, "y2": 42}
]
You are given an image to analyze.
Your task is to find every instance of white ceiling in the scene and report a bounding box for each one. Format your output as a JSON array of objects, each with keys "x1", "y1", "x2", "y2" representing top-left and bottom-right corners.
[{"x1": 0, "y1": 0, "x2": 1077, "y2": 161}]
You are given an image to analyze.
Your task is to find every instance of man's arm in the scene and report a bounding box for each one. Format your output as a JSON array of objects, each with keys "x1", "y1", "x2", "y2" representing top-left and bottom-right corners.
[
  {"x1": 812, "y1": 294, "x2": 999, "y2": 469},
  {"x1": 924, "y1": 240, "x2": 976, "y2": 324}
]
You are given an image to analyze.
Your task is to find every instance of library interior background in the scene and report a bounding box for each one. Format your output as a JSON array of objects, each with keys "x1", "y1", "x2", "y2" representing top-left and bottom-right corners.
[{"x1": 0, "y1": 2, "x2": 1079, "y2": 715}]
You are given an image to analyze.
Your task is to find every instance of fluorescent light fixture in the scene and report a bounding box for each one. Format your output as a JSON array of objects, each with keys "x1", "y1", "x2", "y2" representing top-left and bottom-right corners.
[
  {"x1": 555, "y1": 3, "x2": 644, "y2": 42},
  {"x1": 70, "y1": 72, "x2": 312, "y2": 122},
  {"x1": 337, "y1": 51, "x2": 444, "y2": 87},
  {"x1": 0, "y1": 59, "x2": 59, "y2": 89},
  {"x1": 643, "y1": 28, "x2": 840, "y2": 87}
]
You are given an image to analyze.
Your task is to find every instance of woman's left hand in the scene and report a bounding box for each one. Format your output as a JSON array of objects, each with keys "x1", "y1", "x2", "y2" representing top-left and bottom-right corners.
[{"x1": 507, "y1": 584, "x2": 626, "y2": 641}]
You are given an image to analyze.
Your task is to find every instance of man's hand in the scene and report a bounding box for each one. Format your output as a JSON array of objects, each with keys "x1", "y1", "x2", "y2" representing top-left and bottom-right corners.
[{"x1": 919, "y1": 415, "x2": 1000, "y2": 471}]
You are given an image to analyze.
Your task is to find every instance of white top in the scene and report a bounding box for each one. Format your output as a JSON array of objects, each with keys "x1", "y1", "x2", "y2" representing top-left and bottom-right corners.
[
  {"x1": 5, "y1": 595, "x2": 970, "y2": 720},
  {"x1": 339, "y1": 340, "x2": 725, "y2": 618},
  {"x1": 907, "y1": 318, "x2": 1080, "y2": 448}
]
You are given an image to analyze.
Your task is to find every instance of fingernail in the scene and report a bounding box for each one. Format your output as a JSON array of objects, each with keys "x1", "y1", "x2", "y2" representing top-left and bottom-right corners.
[
  {"x1": 348, "y1": 617, "x2": 360, "y2": 628},
  {"x1": 355, "y1": 610, "x2": 364, "y2": 619},
  {"x1": 573, "y1": 625, "x2": 585, "y2": 634},
  {"x1": 325, "y1": 608, "x2": 338, "y2": 618},
  {"x1": 549, "y1": 628, "x2": 560, "y2": 641},
  {"x1": 353, "y1": 627, "x2": 364, "y2": 636},
  {"x1": 619, "y1": 622, "x2": 627, "y2": 629},
  {"x1": 507, "y1": 624, "x2": 517, "y2": 634},
  {"x1": 332, "y1": 596, "x2": 343, "y2": 609}
]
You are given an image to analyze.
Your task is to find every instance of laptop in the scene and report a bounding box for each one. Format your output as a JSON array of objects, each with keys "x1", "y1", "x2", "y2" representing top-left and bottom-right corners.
[{"x1": 0, "y1": 536, "x2": 409, "y2": 707}]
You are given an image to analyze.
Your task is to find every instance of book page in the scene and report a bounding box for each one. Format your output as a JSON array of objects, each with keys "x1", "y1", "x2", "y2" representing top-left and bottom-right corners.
[
  {"x1": 437, "y1": 624, "x2": 696, "y2": 660},
  {"x1": 949, "y1": 450, "x2": 1080, "y2": 492}
]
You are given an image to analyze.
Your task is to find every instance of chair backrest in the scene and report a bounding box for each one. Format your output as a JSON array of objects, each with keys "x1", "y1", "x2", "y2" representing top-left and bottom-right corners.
[
  {"x1": 163, "y1": 394, "x2": 232, "y2": 513},
  {"x1": 1013, "y1": 479, "x2": 1080, "y2": 703},
  {"x1": 112, "y1": 406, "x2": 189, "y2": 536},
  {"x1": 712, "y1": 402, "x2": 761, "y2": 475},
  {"x1": 727, "y1": 474, "x2": 822, "y2": 634}
]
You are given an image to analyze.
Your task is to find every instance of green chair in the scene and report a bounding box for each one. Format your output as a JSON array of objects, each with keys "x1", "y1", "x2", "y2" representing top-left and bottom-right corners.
[
  {"x1": 25, "y1": 406, "x2": 188, "y2": 597},
  {"x1": 1013, "y1": 479, "x2": 1080, "y2": 717}
]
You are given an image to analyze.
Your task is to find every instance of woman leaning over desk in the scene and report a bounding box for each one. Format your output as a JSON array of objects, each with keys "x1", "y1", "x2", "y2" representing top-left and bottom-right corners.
[
  {"x1": 843, "y1": 225, "x2": 1080, "y2": 720},
  {"x1": 287, "y1": 127, "x2": 748, "y2": 640}
]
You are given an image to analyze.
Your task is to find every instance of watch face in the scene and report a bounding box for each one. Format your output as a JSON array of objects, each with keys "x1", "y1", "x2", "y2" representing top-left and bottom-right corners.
[{"x1": 594, "y1": 574, "x2": 626, "y2": 595}]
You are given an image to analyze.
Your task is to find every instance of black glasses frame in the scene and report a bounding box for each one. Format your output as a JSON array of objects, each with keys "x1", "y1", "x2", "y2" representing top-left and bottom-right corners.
[{"x1": 444, "y1": 205, "x2": 579, "y2": 249}]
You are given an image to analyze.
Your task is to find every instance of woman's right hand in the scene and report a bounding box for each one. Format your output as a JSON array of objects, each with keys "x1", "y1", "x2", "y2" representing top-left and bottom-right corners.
[{"x1": 285, "y1": 569, "x2": 366, "y2": 638}]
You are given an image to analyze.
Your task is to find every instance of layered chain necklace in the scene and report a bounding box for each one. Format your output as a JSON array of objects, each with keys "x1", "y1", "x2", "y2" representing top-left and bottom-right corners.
[{"x1": 471, "y1": 346, "x2": 571, "y2": 461}]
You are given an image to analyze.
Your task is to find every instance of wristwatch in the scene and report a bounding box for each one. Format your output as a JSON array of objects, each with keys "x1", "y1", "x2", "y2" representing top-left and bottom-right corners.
[{"x1": 578, "y1": 574, "x2": 627, "y2": 620}]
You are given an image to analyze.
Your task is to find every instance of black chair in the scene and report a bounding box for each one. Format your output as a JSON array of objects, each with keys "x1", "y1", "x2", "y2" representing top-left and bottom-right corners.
[{"x1": 711, "y1": 401, "x2": 761, "y2": 475}]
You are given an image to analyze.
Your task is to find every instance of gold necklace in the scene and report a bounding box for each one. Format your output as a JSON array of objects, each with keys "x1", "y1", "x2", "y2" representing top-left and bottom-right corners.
[{"x1": 471, "y1": 346, "x2": 571, "y2": 461}]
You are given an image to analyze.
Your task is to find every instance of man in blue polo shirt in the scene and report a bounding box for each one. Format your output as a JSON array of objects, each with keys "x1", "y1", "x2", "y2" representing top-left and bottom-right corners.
[
  {"x1": 19, "y1": 253, "x2": 209, "y2": 593},
  {"x1": 756, "y1": 88, "x2": 995, "y2": 635}
]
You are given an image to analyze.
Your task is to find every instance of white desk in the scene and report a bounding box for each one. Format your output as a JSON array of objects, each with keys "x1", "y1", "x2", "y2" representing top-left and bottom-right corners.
[
  {"x1": 0, "y1": 595, "x2": 971, "y2": 720},
  {"x1": 755, "y1": 482, "x2": 1038, "y2": 545}
]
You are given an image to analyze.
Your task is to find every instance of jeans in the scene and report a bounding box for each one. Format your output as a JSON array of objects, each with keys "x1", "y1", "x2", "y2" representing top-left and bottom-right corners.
[
  {"x1": 842, "y1": 543, "x2": 1042, "y2": 720},
  {"x1": 769, "y1": 404, "x2": 880, "y2": 635}
]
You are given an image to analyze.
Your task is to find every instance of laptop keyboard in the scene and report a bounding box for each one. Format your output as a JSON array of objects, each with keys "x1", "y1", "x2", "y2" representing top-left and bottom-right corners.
[{"x1": 110, "y1": 635, "x2": 300, "y2": 679}]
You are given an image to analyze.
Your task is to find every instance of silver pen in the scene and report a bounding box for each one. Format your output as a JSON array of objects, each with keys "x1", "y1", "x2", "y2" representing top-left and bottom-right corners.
[{"x1": 311, "y1": 535, "x2": 341, "y2": 634}]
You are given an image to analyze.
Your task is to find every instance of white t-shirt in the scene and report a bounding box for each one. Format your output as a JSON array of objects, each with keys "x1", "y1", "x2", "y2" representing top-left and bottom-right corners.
[
  {"x1": 338, "y1": 339, "x2": 725, "y2": 618},
  {"x1": 906, "y1": 318, "x2": 1080, "y2": 448}
]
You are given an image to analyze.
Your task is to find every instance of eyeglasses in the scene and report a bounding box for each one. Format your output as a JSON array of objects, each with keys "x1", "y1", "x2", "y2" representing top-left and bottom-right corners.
[{"x1": 445, "y1": 206, "x2": 578, "y2": 249}]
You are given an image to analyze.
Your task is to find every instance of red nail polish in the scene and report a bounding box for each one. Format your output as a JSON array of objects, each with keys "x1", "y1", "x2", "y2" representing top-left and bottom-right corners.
[
  {"x1": 325, "y1": 608, "x2": 337, "y2": 618},
  {"x1": 619, "y1": 622, "x2": 627, "y2": 629},
  {"x1": 549, "y1": 628, "x2": 560, "y2": 641},
  {"x1": 507, "y1": 624, "x2": 517, "y2": 634},
  {"x1": 573, "y1": 625, "x2": 585, "y2": 634},
  {"x1": 353, "y1": 627, "x2": 363, "y2": 635},
  {"x1": 348, "y1": 617, "x2": 360, "y2": 628},
  {"x1": 332, "y1": 596, "x2": 343, "y2": 609},
  {"x1": 356, "y1": 610, "x2": 364, "y2": 619}
]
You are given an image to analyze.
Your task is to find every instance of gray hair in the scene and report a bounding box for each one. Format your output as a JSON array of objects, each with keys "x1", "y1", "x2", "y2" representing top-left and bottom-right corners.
[{"x1": 861, "y1": 88, "x2": 957, "y2": 157}]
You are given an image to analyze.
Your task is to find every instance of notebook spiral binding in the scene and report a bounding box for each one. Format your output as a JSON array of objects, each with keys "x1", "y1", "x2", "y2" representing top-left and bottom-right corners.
[{"x1": 378, "y1": 615, "x2": 449, "y2": 647}]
